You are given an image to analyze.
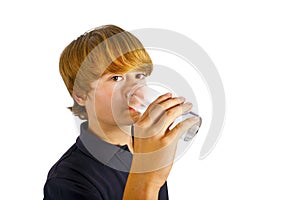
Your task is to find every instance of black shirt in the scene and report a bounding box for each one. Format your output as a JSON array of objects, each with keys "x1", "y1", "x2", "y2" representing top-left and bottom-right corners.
[{"x1": 43, "y1": 121, "x2": 169, "y2": 199}]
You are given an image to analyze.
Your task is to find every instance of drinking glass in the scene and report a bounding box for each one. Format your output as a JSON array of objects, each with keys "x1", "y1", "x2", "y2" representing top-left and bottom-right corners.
[{"x1": 127, "y1": 84, "x2": 201, "y2": 142}]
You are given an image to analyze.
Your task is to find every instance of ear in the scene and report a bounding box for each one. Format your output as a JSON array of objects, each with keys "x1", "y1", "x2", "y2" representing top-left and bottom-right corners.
[{"x1": 72, "y1": 92, "x2": 86, "y2": 106}]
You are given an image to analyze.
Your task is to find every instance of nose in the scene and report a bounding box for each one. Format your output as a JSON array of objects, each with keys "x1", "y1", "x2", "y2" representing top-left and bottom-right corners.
[
  {"x1": 124, "y1": 82, "x2": 145, "y2": 99},
  {"x1": 120, "y1": 77, "x2": 143, "y2": 98},
  {"x1": 126, "y1": 84, "x2": 148, "y2": 110}
]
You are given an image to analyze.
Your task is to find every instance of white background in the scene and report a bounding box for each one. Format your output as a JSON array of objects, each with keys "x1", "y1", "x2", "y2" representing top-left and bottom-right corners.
[{"x1": 1, "y1": 0, "x2": 299, "y2": 199}]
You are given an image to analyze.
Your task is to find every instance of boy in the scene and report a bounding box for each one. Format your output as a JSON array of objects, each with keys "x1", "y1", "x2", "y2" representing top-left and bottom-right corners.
[{"x1": 43, "y1": 25, "x2": 200, "y2": 199}]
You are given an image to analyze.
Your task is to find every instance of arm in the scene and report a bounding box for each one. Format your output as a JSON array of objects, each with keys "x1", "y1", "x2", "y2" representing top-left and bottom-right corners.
[
  {"x1": 123, "y1": 173, "x2": 161, "y2": 200},
  {"x1": 123, "y1": 93, "x2": 200, "y2": 200}
]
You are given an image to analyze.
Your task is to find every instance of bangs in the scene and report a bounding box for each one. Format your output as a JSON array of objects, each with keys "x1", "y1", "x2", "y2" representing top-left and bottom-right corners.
[
  {"x1": 96, "y1": 29, "x2": 153, "y2": 76},
  {"x1": 103, "y1": 50, "x2": 153, "y2": 76}
]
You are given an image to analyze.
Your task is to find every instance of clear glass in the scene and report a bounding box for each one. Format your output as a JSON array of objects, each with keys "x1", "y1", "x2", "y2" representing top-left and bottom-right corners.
[{"x1": 127, "y1": 84, "x2": 201, "y2": 142}]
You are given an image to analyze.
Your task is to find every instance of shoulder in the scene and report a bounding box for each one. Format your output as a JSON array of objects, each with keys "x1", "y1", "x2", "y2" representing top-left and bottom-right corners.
[
  {"x1": 46, "y1": 139, "x2": 109, "y2": 180},
  {"x1": 44, "y1": 177, "x2": 102, "y2": 200},
  {"x1": 44, "y1": 142, "x2": 104, "y2": 199},
  {"x1": 46, "y1": 140, "x2": 103, "y2": 180}
]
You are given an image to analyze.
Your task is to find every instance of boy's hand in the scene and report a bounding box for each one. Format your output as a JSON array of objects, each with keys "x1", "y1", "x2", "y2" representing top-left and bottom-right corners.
[{"x1": 123, "y1": 93, "x2": 201, "y2": 199}]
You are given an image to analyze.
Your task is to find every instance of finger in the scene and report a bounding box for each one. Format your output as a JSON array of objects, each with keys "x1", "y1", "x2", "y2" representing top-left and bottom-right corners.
[
  {"x1": 137, "y1": 93, "x2": 172, "y2": 125},
  {"x1": 164, "y1": 116, "x2": 201, "y2": 141},
  {"x1": 151, "y1": 92, "x2": 173, "y2": 104},
  {"x1": 155, "y1": 102, "x2": 193, "y2": 135},
  {"x1": 145, "y1": 96, "x2": 187, "y2": 124}
]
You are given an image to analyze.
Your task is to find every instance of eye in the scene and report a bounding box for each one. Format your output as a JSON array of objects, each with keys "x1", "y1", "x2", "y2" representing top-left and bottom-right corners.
[
  {"x1": 135, "y1": 73, "x2": 146, "y2": 79},
  {"x1": 111, "y1": 75, "x2": 123, "y2": 82}
]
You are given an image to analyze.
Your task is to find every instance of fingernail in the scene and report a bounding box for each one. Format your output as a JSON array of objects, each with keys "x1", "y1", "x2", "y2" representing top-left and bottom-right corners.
[
  {"x1": 192, "y1": 116, "x2": 200, "y2": 121},
  {"x1": 179, "y1": 96, "x2": 185, "y2": 102},
  {"x1": 186, "y1": 102, "x2": 193, "y2": 106},
  {"x1": 166, "y1": 93, "x2": 172, "y2": 97}
]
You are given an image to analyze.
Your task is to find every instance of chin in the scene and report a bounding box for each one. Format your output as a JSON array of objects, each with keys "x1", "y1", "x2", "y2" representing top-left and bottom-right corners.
[
  {"x1": 111, "y1": 109, "x2": 141, "y2": 126},
  {"x1": 120, "y1": 112, "x2": 141, "y2": 125}
]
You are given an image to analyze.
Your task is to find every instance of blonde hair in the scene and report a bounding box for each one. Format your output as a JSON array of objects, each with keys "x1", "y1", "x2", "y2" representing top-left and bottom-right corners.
[{"x1": 59, "y1": 25, "x2": 153, "y2": 119}]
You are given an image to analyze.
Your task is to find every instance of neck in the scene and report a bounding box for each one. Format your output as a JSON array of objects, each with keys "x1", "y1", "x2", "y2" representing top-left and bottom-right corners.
[{"x1": 88, "y1": 120, "x2": 133, "y2": 151}]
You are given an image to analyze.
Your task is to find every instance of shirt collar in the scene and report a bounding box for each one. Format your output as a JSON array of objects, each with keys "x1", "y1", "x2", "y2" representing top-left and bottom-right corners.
[{"x1": 77, "y1": 121, "x2": 133, "y2": 172}]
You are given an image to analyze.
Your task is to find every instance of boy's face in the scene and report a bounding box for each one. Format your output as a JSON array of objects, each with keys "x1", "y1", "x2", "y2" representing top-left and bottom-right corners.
[{"x1": 84, "y1": 71, "x2": 147, "y2": 127}]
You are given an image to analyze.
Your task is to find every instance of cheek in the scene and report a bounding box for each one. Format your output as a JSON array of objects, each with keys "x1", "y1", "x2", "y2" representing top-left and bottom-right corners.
[
  {"x1": 94, "y1": 89, "x2": 113, "y2": 113},
  {"x1": 93, "y1": 86, "x2": 125, "y2": 119},
  {"x1": 92, "y1": 83, "x2": 131, "y2": 124}
]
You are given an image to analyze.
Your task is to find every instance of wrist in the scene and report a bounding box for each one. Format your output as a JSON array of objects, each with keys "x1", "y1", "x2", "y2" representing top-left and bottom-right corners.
[{"x1": 123, "y1": 173, "x2": 161, "y2": 200}]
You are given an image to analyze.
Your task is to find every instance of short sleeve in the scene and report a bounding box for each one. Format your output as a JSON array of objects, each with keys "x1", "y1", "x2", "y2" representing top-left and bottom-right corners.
[{"x1": 43, "y1": 178, "x2": 102, "y2": 200}]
